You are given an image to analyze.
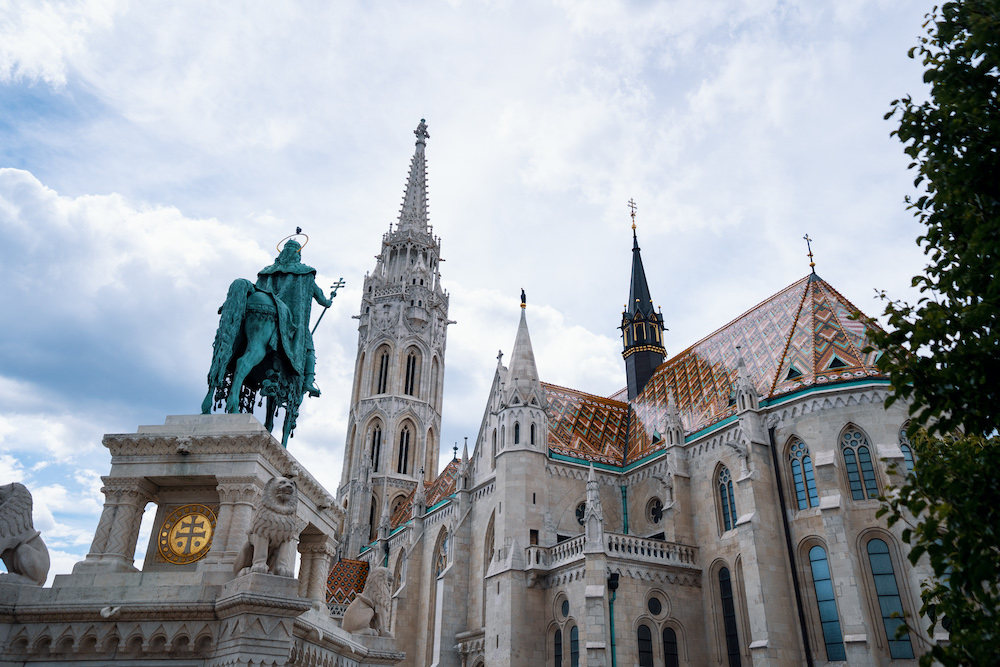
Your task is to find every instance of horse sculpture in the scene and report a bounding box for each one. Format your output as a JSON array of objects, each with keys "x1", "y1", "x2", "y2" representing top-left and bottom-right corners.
[{"x1": 201, "y1": 238, "x2": 336, "y2": 447}]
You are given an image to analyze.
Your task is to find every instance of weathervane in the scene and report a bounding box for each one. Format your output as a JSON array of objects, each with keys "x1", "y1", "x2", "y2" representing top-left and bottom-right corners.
[
  {"x1": 803, "y1": 234, "x2": 816, "y2": 273},
  {"x1": 628, "y1": 198, "x2": 638, "y2": 231}
]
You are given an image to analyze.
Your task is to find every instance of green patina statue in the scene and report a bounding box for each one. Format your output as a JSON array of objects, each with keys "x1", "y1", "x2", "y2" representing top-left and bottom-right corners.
[{"x1": 201, "y1": 237, "x2": 338, "y2": 447}]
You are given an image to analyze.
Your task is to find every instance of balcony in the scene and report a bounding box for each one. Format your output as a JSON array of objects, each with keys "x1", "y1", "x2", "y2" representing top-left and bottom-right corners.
[{"x1": 524, "y1": 533, "x2": 698, "y2": 572}]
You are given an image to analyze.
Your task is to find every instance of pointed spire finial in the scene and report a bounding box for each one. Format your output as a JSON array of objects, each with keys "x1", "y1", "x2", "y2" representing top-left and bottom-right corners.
[
  {"x1": 453, "y1": 442, "x2": 458, "y2": 460},
  {"x1": 521, "y1": 288, "x2": 526, "y2": 309},
  {"x1": 803, "y1": 234, "x2": 816, "y2": 273},
  {"x1": 397, "y1": 120, "x2": 430, "y2": 232},
  {"x1": 628, "y1": 198, "x2": 637, "y2": 232},
  {"x1": 415, "y1": 118, "x2": 429, "y2": 144}
]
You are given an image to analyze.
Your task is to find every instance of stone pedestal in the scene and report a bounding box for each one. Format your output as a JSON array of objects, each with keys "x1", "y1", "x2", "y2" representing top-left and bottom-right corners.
[{"x1": 0, "y1": 415, "x2": 401, "y2": 667}]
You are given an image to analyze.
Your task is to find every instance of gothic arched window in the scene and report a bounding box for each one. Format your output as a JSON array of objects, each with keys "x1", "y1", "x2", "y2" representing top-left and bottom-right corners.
[
  {"x1": 530, "y1": 423, "x2": 536, "y2": 445},
  {"x1": 375, "y1": 349, "x2": 390, "y2": 395},
  {"x1": 788, "y1": 439, "x2": 819, "y2": 509},
  {"x1": 397, "y1": 425, "x2": 411, "y2": 475},
  {"x1": 718, "y1": 466, "x2": 736, "y2": 532},
  {"x1": 899, "y1": 423, "x2": 916, "y2": 474},
  {"x1": 808, "y1": 545, "x2": 846, "y2": 661},
  {"x1": 841, "y1": 426, "x2": 879, "y2": 500},
  {"x1": 514, "y1": 422, "x2": 520, "y2": 444},
  {"x1": 435, "y1": 529, "x2": 449, "y2": 577},
  {"x1": 866, "y1": 539, "x2": 914, "y2": 659},
  {"x1": 553, "y1": 629, "x2": 563, "y2": 667},
  {"x1": 404, "y1": 350, "x2": 418, "y2": 396},
  {"x1": 637, "y1": 625, "x2": 653, "y2": 667},
  {"x1": 663, "y1": 627, "x2": 679, "y2": 667},
  {"x1": 368, "y1": 497, "x2": 377, "y2": 542},
  {"x1": 569, "y1": 626, "x2": 579, "y2": 667},
  {"x1": 370, "y1": 424, "x2": 382, "y2": 473},
  {"x1": 719, "y1": 567, "x2": 742, "y2": 667}
]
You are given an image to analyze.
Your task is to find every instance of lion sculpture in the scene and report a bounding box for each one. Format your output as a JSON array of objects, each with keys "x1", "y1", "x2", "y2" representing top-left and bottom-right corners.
[
  {"x1": 233, "y1": 477, "x2": 305, "y2": 578},
  {"x1": 341, "y1": 566, "x2": 393, "y2": 636},
  {"x1": 0, "y1": 483, "x2": 50, "y2": 586}
]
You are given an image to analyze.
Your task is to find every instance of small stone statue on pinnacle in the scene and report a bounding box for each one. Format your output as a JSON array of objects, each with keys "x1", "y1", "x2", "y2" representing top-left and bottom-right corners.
[{"x1": 202, "y1": 233, "x2": 341, "y2": 446}]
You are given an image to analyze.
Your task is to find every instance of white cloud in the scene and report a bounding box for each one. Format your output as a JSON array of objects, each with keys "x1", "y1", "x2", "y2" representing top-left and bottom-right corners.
[{"x1": 0, "y1": 0, "x2": 123, "y2": 86}]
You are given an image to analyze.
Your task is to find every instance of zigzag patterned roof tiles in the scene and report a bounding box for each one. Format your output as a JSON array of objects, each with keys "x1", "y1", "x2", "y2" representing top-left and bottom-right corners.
[
  {"x1": 543, "y1": 382, "x2": 629, "y2": 466},
  {"x1": 389, "y1": 458, "x2": 461, "y2": 530},
  {"x1": 539, "y1": 274, "x2": 886, "y2": 468}
]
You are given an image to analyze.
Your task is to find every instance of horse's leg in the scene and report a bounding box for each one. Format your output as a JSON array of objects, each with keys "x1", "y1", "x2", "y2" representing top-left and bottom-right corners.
[
  {"x1": 201, "y1": 386, "x2": 215, "y2": 414},
  {"x1": 264, "y1": 396, "x2": 276, "y2": 432},
  {"x1": 226, "y1": 315, "x2": 276, "y2": 413}
]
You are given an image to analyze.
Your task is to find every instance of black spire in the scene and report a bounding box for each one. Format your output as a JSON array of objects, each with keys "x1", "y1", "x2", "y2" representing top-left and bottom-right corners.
[{"x1": 621, "y1": 227, "x2": 665, "y2": 401}]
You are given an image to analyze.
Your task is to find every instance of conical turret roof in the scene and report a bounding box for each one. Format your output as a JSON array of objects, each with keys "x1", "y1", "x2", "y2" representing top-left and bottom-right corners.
[
  {"x1": 627, "y1": 230, "x2": 656, "y2": 318},
  {"x1": 508, "y1": 307, "x2": 541, "y2": 391}
]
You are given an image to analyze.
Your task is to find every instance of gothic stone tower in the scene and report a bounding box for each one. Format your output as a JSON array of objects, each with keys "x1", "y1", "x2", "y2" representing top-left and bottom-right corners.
[{"x1": 339, "y1": 120, "x2": 450, "y2": 557}]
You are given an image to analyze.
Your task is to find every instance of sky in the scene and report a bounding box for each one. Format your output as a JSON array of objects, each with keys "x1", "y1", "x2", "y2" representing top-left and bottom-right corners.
[{"x1": 1, "y1": 0, "x2": 934, "y2": 582}]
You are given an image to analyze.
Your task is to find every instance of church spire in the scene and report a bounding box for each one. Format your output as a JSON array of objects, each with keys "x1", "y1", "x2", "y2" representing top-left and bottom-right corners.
[
  {"x1": 620, "y1": 205, "x2": 666, "y2": 401},
  {"x1": 503, "y1": 292, "x2": 546, "y2": 409},
  {"x1": 397, "y1": 119, "x2": 430, "y2": 233}
]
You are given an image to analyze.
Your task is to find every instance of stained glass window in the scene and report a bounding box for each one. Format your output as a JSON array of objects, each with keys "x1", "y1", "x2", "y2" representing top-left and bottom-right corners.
[
  {"x1": 841, "y1": 428, "x2": 879, "y2": 500},
  {"x1": 808, "y1": 546, "x2": 846, "y2": 660},
  {"x1": 719, "y1": 568, "x2": 742, "y2": 666},
  {"x1": 719, "y1": 467, "x2": 736, "y2": 531},
  {"x1": 866, "y1": 539, "x2": 914, "y2": 659},
  {"x1": 788, "y1": 439, "x2": 819, "y2": 509}
]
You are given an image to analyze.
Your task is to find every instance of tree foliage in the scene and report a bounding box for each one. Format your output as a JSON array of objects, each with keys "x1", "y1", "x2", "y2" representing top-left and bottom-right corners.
[
  {"x1": 876, "y1": 0, "x2": 1000, "y2": 437},
  {"x1": 879, "y1": 432, "x2": 1000, "y2": 666},
  {"x1": 875, "y1": 1, "x2": 1000, "y2": 664}
]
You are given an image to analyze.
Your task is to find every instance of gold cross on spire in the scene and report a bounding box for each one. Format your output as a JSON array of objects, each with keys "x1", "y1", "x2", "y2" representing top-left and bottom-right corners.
[
  {"x1": 628, "y1": 198, "x2": 637, "y2": 230},
  {"x1": 803, "y1": 234, "x2": 816, "y2": 273}
]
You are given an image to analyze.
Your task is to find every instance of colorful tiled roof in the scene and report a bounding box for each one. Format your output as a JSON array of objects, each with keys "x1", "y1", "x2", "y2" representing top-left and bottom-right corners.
[
  {"x1": 327, "y1": 558, "x2": 369, "y2": 605},
  {"x1": 389, "y1": 459, "x2": 461, "y2": 530},
  {"x1": 543, "y1": 382, "x2": 629, "y2": 466},
  {"x1": 626, "y1": 274, "x2": 885, "y2": 464}
]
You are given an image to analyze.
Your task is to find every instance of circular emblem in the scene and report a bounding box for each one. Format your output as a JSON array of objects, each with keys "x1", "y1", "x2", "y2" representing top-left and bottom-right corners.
[{"x1": 158, "y1": 504, "x2": 217, "y2": 565}]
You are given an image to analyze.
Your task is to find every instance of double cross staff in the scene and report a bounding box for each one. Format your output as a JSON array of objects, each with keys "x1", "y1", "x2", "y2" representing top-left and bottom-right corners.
[{"x1": 312, "y1": 278, "x2": 346, "y2": 334}]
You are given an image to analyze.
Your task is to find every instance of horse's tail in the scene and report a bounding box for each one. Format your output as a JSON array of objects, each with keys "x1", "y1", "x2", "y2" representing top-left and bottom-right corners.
[{"x1": 206, "y1": 278, "x2": 255, "y2": 387}]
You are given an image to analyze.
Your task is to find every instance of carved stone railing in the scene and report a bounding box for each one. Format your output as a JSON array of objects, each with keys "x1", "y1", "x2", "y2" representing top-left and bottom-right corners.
[
  {"x1": 605, "y1": 533, "x2": 698, "y2": 567},
  {"x1": 524, "y1": 533, "x2": 697, "y2": 571}
]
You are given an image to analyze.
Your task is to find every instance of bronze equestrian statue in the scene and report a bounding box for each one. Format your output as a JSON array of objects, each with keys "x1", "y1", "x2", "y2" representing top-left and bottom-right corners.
[{"x1": 202, "y1": 236, "x2": 338, "y2": 447}]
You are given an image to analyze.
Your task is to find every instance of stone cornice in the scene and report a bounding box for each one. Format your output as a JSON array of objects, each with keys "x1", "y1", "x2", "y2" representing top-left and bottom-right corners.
[{"x1": 102, "y1": 431, "x2": 342, "y2": 521}]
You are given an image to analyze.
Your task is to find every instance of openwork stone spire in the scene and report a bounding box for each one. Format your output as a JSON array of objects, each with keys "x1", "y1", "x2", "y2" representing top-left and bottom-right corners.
[{"x1": 397, "y1": 119, "x2": 430, "y2": 233}]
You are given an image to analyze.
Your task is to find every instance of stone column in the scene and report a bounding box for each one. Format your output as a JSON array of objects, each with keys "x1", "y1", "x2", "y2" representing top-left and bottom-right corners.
[
  {"x1": 298, "y1": 534, "x2": 338, "y2": 604},
  {"x1": 211, "y1": 476, "x2": 258, "y2": 564},
  {"x1": 76, "y1": 477, "x2": 157, "y2": 572}
]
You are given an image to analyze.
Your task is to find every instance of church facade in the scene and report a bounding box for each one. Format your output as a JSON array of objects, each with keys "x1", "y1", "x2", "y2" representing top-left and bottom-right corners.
[{"x1": 338, "y1": 123, "x2": 932, "y2": 666}]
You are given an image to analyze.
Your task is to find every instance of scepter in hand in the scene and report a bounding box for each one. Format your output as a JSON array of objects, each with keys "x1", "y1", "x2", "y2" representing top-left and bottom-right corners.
[{"x1": 312, "y1": 278, "x2": 345, "y2": 334}]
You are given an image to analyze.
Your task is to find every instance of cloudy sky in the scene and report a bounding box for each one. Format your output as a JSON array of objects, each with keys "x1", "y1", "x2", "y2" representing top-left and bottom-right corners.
[{"x1": 1, "y1": 0, "x2": 933, "y2": 581}]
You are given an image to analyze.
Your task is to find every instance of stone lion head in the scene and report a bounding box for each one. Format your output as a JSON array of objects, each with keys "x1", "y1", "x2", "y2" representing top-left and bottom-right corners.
[{"x1": 261, "y1": 477, "x2": 298, "y2": 515}]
